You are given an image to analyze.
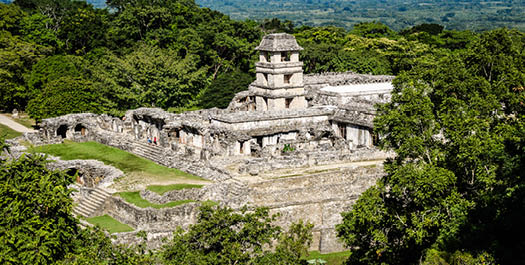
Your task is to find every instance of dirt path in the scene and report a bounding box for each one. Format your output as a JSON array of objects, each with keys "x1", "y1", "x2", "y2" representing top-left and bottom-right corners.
[{"x1": 0, "y1": 114, "x2": 36, "y2": 133}]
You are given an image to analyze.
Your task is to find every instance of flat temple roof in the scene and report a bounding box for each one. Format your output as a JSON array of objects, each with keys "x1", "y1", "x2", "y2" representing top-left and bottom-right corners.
[{"x1": 320, "y1": 82, "x2": 394, "y2": 94}]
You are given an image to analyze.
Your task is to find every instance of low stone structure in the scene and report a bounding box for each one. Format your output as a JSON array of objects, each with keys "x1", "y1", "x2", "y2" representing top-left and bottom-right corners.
[
  {"x1": 48, "y1": 159, "x2": 123, "y2": 189},
  {"x1": 25, "y1": 33, "x2": 396, "y2": 253}
]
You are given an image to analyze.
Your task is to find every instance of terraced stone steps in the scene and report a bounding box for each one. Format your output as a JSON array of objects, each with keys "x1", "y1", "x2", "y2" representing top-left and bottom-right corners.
[
  {"x1": 74, "y1": 188, "x2": 111, "y2": 218},
  {"x1": 124, "y1": 139, "x2": 233, "y2": 183},
  {"x1": 130, "y1": 142, "x2": 168, "y2": 166},
  {"x1": 225, "y1": 178, "x2": 248, "y2": 196}
]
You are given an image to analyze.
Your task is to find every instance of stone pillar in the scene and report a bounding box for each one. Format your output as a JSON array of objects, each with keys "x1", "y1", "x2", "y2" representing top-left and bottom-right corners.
[
  {"x1": 241, "y1": 141, "x2": 251, "y2": 155},
  {"x1": 233, "y1": 141, "x2": 241, "y2": 155}
]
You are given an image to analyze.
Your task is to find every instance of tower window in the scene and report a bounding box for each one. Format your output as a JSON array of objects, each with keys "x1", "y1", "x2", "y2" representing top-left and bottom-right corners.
[
  {"x1": 262, "y1": 52, "x2": 270, "y2": 62},
  {"x1": 284, "y1": 74, "x2": 292, "y2": 84},
  {"x1": 281, "y1": 51, "x2": 290, "y2": 62},
  {"x1": 263, "y1": 73, "x2": 268, "y2": 85},
  {"x1": 285, "y1": 98, "x2": 292, "y2": 108}
]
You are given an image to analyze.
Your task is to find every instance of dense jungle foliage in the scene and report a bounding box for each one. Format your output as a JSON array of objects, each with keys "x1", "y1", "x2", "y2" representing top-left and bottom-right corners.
[
  {"x1": 337, "y1": 28, "x2": 525, "y2": 264},
  {"x1": 0, "y1": 0, "x2": 510, "y2": 121}
]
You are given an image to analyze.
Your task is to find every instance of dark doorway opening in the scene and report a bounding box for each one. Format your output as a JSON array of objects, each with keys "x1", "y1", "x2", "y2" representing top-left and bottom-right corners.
[
  {"x1": 57, "y1": 125, "x2": 68, "y2": 138},
  {"x1": 74, "y1": 124, "x2": 86, "y2": 136}
]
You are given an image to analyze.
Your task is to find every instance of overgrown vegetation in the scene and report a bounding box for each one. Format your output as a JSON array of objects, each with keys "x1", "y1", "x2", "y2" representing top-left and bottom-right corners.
[
  {"x1": 1, "y1": 0, "x2": 518, "y2": 121},
  {"x1": 85, "y1": 214, "x2": 134, "y2": 233},
  {"x1": 307, "y1": 251, "x2": 351, "y2": 265},
  {"x1": 30, "y1": 141, "x2": 202, "y2": 181},
  {"x1": 162, "y1": 205, "x2": 314, "y2": 264},
  {"x1": 337, "y1": 28, "x2": 525, "y2": 265},
  {"x1": 1, "y1": 0, "x2": 524, "y2": 264}
]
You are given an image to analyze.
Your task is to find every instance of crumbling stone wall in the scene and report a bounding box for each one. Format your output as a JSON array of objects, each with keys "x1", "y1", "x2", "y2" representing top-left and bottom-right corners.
[
  {"x1": 248, "y1": 166, "x2": 384, "y2": 252},
  {"x1": 103, "y1": 196, "x2": 200, "y2": 231},
  {"x1": 140, "y1": 188, "x2": 206, "y2": 204},
  {"x1": 29, "y1": 83, "x2": 391, "y2": 253},
  {"x1": 48, "y1": 159, "x2": 123, "y2": 189},
  {"x1": 304, "y1": 71, "x2": 394, "y2": 87}
]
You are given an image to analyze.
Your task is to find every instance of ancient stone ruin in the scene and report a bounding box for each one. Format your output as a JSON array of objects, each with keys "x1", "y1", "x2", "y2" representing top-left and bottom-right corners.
[{"x1": 21, "y1": 33, "x2": 395, "y2": 253}]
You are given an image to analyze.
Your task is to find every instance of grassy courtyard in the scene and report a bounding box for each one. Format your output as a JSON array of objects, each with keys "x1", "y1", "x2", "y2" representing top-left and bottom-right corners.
[
  {"x1": 306, "y1": 251, "x2": 351, "y2": 265},
  {"x1": 85, "y1": 214, "x2": 134, "y2": 233},
  {"x1": 30, "y1": 141, "x2": 208, "y2": 190}
]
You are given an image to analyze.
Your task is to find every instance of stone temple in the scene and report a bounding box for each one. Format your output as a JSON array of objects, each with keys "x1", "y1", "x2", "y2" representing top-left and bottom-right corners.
[{"x1": 16, "y1": 33, "x2": 395, "y2": 252}]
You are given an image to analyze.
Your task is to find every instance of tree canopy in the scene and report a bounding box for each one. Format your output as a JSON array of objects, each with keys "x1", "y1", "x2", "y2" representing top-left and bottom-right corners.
[
  {"x1": 162, "y1": 205, "x2": 313, "y2": 264},
  {"x1": 337, "y1": 28, "x2": 525, "y2": 265},
  {"x1": 0, "y1": 0, "x2": 489, "y2": 120},
  {"x1": 0, "y1": 151, "x2": 78, "y2": 264}
]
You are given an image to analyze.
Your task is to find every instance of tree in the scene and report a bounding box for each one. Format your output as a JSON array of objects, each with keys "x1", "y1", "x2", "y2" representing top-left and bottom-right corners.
[
  {"x1": 58, "y1": 226, "x2": 157, "y2": 265},
  {"x1": 337, "y1": 28, "x2": 525, "y2": 265},
  {"x1": 0, "y1": 3, "x2": 25, "y2": 34},
  {"x1": 162, "y1": 205, "x2": 313, "y2": 264},
  {"x1": 0, "y1": 30, "x2": 52, "y2": 112},
  {"x1": 350, "y1": 22, "x2": 398, "y2": 39},
  {"x1": 0, "y1": 151, "x2": 78, "y2": 264},
  {"x1": 26, "y1": 76, "x2": 107, "y2": 121},
  {"x1": 198, "y1": 68, "x2": 253, "y2": 109},
  {"x1": 91, "y1": 44, "x2": 208, "y2": 110},
  {"x1": 58, "y1": 2, "x2": 108, "y2": 54}
]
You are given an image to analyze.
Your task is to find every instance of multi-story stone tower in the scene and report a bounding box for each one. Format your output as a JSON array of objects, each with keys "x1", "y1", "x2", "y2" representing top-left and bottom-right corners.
[{"x1": 253, "y1": 33, "x2": 307, "y2": 111}]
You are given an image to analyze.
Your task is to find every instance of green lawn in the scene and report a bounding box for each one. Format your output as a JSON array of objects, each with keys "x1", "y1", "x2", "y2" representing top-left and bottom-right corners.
[
  {"x1": 147, "y1": 184, "x2": 204, "y2": 195},
  {"x1": 117, "y1": 191, "x2": 195, "y2": 209},
  {"x1": 30, "y1": 141, "x2": 203, "y2": 182},
  {"x1": 0, "y1": 124, "x2": 22, "y2": 139},
  {"x1": 85, "y1": 214, "x2": 134, "y2": 233},
  {"x1": 306, "y1": 251, "x2": 351, "y2": 265}
]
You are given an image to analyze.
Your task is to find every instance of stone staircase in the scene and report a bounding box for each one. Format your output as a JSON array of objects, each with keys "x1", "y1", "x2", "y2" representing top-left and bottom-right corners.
[
  {"x1": 126, "y1": 140, "x2": 234, "y2": 183},
  {"x1": 129, "y1": 141, "x2": 168, "y2": 166},
  {"x1": 73, "y1": 188, "x2": 111, "y2": 218},
  {"x1": 226, "y1": 178, "x2": 248, "y2": 197}
]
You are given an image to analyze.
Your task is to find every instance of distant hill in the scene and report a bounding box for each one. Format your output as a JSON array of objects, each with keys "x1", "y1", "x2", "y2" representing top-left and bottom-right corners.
[
  {"x1": 2, "y1": 0, "x2": 523, "y2": 32},
  {"x1": 195, "y1": 0, "x2": 525, "y2": 31},
  {"x1": 0, "y1": 0, "x2": 107, "y2": 9}
]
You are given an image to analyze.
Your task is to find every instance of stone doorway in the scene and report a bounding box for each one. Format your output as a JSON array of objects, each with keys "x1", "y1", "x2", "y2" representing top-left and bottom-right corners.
[
  {"x1": 57, "y1": 125, "x2": 68, "y2": 138},
  {"x1": 74, "y1": 124, "x2": 87, "y2": 136}
]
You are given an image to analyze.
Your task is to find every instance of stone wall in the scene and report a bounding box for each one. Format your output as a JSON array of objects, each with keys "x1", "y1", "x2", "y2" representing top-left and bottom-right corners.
[
  {"x1": 140, "y1": 188, "x2": 205, "y2": 204},
  {"x1": 239, "y1": 148, "x2": 391, "y2": 174},
  {"x1": 104, "y1": 196, "x2": 200, "y2": 231},
  {"x1": 47, "y1": 159, "x2": 123, "y2": 189},
  {"x1": 113, "y1": 230, "x2": 174, "y2": 249},
  {"x1": 247, "y1": 166, "x2": 384, "y2": 253},
  {"x1": 304, "y1": 71, "x2": 394, "y2": 87}
]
